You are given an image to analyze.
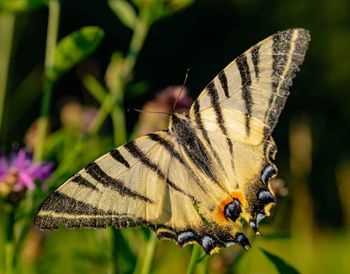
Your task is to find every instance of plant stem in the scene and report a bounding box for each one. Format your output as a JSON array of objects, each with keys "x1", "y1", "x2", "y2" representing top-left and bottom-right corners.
[
  {"x1": 111, "y1": 107, "x2": 126, "y2": 145},
  {"x1": 140, "y1": 233, "x2": 157, "y2": 274},
  {"x1": 34, "y1": 0, "x2": 60, "y2": 162},
  {"x1": 4, "y1": 205, "x2": 15, "y2": 274},
  {"x1": 89, "y1": 11, "x2": 150, "y2": 140},
  {"x1": 83, "y1": 75, "x2": 107, "y2": 104},
  {"x1": 0, "y1": 12, "x2": 15, "y2": 137},
  {"x1": 110, "y1": 228, "x2": 120, "y2": 274},
  {"x1": 197, "y1": 256, "x2": 208, "y2": 274},
  {"x1": 186, "y1": 244, "x2": 201, "y2": 274},
  {"x1": 88, "y1": 81, "x2": 122, "y2": 137}
]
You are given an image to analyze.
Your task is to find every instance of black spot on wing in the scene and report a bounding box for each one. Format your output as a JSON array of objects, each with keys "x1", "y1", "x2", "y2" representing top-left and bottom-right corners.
[
  {"x1": 251, "y1": 45, "x2": 260, "y2": 79},
  {"x1": 224, "y1": 199, "x2": 242, "y2": 222},
  {"x1": 201, "y1": 236, "x2": 217, "y2": 254},
  {"x1": 260, "y1": 165, "x2": 277, "y2": 186},
  {"x1": 124, "y1": 141, "x2": 195, "y2": 201},
  {"x1": 177, "y1": 231, "x2": 197, "y2": 246},
  {"x1": 84, "y1": 162, "x2": 153, "y2": 203},
  {"x1": 218, "y1": 72, "x2": 229, "y2": 98},
  {"x1": 110, "y1": 148, "x2": 130, "y2": 168},
  {"x1": 236, "y1": 53, "x2": 253, "y2": 135}
]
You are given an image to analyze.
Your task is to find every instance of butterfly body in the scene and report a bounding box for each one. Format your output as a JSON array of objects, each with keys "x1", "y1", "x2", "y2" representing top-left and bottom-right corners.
[
  {"x1": 169, "y1": 113, "x2": 218, "y2": 185},
  {"x1": 35, "y1": 28, "x2": 310, "y2": 254}
]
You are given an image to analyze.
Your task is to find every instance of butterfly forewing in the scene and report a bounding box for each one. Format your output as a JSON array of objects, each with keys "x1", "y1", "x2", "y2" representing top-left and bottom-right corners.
[
  {"x1": 35, "y1": 136, "x2": 162, "y2": 229},
  {"x1": 190, "y1": 28, "x2": 310, "y2": 144}
]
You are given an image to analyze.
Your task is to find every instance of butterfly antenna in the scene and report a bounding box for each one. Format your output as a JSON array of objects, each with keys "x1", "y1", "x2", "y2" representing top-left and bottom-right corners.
[
  {"x1": 172, "y1": 68, "x2": 190, "y2": 113},
  {"x1": 127, "y1": 108, "x2": 171, "y2": 116}
]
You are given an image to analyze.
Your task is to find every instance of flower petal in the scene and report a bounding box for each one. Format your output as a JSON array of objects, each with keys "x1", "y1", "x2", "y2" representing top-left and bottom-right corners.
[{"x1": 18, "y1": 172, "x2": 36, "y2": 190}]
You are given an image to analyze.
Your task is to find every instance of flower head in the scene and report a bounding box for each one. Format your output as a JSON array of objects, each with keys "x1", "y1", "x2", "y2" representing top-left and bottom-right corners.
[{"x1": 0, "y1": 149, "x2": 54, "y2": 194}]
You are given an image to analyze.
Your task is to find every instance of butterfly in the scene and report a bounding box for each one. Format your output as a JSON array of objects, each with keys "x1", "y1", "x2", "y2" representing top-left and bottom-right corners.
[{"x1": 35, "y1": 28, "x2": 310, "y2": 254}]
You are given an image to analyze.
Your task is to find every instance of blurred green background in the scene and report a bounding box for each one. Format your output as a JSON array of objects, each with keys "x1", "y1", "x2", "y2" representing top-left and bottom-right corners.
[{"x1": 1, "y1": 0, "x2": 350, "y2": 273}]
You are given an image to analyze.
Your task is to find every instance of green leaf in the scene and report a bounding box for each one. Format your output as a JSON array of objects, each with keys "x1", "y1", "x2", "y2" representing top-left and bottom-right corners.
[
  {"x1": 108, "y1": 0, "x2": 137, "y2": 29},
  {"x1": 47, "y1": 26, "x2": 104, "y2": 83},
  {"x1": 0, "y1": 0, "x2": 44, "y2": 12},
  {"x1": 261, "y1": 248, "x2": 300, "y2": 274},
  {"x1": 105, "y1": 51, "x2": 124, "y2": 93}
]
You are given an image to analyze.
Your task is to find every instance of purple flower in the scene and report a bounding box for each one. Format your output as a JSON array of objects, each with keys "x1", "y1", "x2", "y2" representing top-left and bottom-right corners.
[{"x1": 0, "y1": 149, "x2": 54, "y2": 192}]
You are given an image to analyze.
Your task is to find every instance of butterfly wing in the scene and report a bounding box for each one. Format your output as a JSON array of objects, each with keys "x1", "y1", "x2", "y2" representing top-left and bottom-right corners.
[
  {"x1": 35, "y1": 131, "x2": 246, "y2": 254},
  {"x1": 190, "y1": 28, "x2": 310, "y2": 144},
  {"x1": 188, "y1": 28, "x2": 310, "y2": 230},
  {"x1": 35, "y1": 133, "x2": 170, "y2": 229}
]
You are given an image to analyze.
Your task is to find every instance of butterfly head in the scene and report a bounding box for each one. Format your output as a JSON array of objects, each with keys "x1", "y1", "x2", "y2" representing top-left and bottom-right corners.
[{"x1": 168, "y1": 113, "x2": 190, "y2": 134}]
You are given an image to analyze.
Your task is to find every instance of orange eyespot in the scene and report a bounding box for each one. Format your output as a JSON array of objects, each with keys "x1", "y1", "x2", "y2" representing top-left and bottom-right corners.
[{"x1": 215, "y1": 191, "x2": 245, "y2": 223}]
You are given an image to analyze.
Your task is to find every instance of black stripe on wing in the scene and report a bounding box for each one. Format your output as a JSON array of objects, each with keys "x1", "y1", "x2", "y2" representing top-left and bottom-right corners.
[
  {"x1": 193, "y1": 100, "x2": 227, "y2": 174},
  {"x1": 110, "y1": 148, "x2": 130, "y2": 168},
  {"x1": 85, "y1": 162, "x2": 153, "y2": 203},
  {"x1": 147, "y1": 132, "x2": 207, "y2": 193},
  {"x1": 236, "y1": 53, "x2": 253, "y2": 135},
  {"x1": 124, "y1": 141, "x2": 196, "y2": 201},
  {"x1": 218, "y1": 72, "x2": 229, "y2": 98},
  {"x1": 206, "y1": 82, "x2": 234, "y2": 159},
  {"x1": 71, "y1": 174, "x2": 99, "y2": 191},
  {"x1": 251, "y1": 45, "x2": 260, "y2": 80},
  {"x1": 147, "y1": 132, "x2": 185, "y2": 165},
  {"x1": 35, "y1": 192, "x2": 149, "y2": 229},
  {"x1": 37, "y1": 191, "x2": 110, "y2": 215}
]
